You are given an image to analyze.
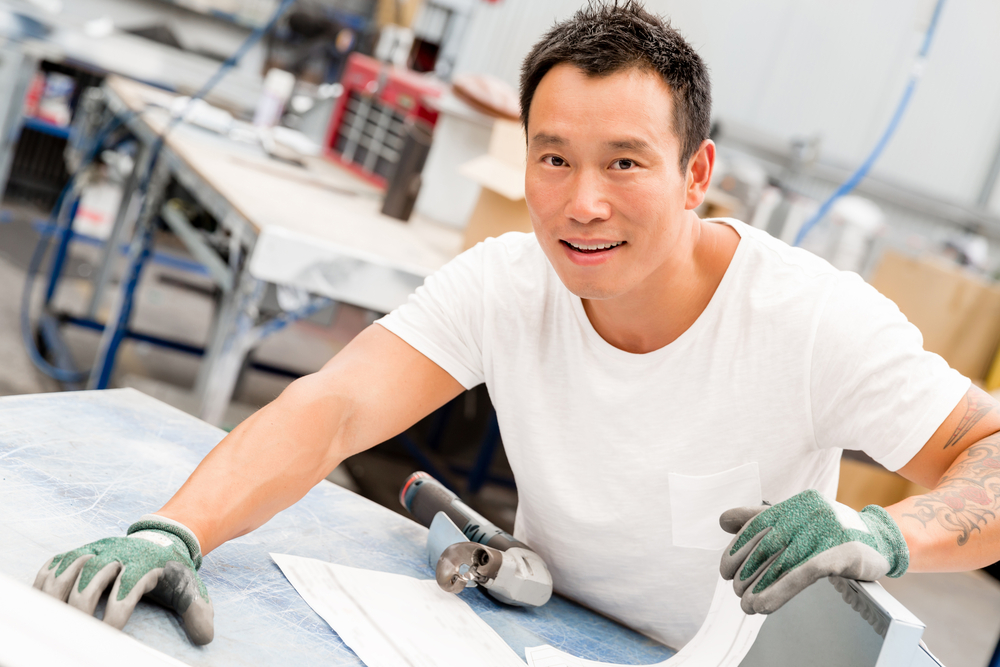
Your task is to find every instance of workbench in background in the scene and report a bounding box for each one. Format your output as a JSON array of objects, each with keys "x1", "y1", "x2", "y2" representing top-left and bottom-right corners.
[{"x1": 47, "y1": 74, "x2": 460, "y2": 425}]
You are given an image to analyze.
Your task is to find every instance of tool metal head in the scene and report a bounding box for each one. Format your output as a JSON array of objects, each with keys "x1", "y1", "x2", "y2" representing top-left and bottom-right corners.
[{"x1": 435, "y1": 542, "x2": 503, "y2": 594}]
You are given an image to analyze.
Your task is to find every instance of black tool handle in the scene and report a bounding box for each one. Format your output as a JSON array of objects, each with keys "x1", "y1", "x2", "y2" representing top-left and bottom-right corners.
[{"x1": 400, "y1": 472, "x2": 525, "y2": 552}]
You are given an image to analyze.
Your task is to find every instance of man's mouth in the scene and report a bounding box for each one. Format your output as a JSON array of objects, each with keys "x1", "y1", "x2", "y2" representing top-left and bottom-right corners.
[{"x1": 561, "y1": 240, "x2": 626, "y2": 254}]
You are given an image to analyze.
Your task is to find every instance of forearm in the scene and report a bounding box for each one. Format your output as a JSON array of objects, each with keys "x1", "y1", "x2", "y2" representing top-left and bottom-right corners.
[
  {"x1": 885, "y1": 432, "x2": 1000, "y2": 572},
  {"x1": 157, "y1": 372, "x2": 353, "y2": 555}
]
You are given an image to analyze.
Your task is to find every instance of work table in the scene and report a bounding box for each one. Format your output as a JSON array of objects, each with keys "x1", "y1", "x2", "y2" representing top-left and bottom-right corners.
[{"x1": 0, "y1": 388, "x2": 674, "y2": 665}]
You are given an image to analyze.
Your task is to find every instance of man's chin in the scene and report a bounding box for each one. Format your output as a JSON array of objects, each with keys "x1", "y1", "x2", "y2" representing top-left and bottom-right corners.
[
  {"x1": 559, "y1": 276, "x2": 626, "y2": 301},
  {"x1": 539, "y1": 243, "x2": 629, "y2": 300}
]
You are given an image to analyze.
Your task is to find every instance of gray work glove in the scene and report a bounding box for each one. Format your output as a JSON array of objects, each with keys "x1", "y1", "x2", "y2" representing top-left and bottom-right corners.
[
  {"x1": 719, "y1": 489, "x2": 908, "y2": 615},
  {"x1": 33, "y1": 514, "x2": 214, "y2": 644}
]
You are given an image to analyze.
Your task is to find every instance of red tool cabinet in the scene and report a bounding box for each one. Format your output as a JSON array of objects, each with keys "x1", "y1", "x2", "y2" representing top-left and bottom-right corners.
[{"x1": 324, "y1": 53, "x2": 443, "y2": 188}]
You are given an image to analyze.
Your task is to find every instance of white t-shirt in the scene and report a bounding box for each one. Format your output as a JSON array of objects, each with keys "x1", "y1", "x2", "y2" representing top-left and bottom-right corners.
[{"x1": 376, "y1": 219, "x2": 969, "y2": 649}]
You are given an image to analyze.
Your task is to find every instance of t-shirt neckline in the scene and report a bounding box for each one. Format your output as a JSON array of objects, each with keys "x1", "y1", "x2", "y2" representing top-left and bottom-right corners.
[{"x1": 568, "y1": 218, "x2": 749, "y2": 363}]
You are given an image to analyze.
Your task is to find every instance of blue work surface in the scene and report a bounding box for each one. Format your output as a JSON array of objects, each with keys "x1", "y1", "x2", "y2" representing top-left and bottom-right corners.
[{"x1": 0, "y1": 389, "x2": 676, "y2": 665}]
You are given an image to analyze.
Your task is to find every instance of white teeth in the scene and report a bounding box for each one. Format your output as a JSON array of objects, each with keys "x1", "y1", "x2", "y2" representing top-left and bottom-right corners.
[{"x1": 568, "y1": 241, "x2": 623, "y2": 251}]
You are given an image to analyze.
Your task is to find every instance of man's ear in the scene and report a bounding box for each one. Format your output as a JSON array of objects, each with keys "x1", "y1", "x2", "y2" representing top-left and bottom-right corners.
[{"x1": 684, "y1": 139, "x2": 716, "y2": 211}]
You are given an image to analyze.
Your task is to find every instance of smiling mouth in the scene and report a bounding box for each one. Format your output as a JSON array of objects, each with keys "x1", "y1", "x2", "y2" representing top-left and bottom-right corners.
[{"x1": 561, "y1": 240, "x2": 626, "y2": 254}]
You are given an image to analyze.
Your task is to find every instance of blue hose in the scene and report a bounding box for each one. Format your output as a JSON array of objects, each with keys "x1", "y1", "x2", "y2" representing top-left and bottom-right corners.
[
  {"x1": 20, "y1": 114, "x2": 129, "y2": 383},
  {"x1": 20, "y1": 182, "x2": 88, "y2": 383},
  {"x1": 793, "y1": 0, "x2": 947, "y2": 247}
]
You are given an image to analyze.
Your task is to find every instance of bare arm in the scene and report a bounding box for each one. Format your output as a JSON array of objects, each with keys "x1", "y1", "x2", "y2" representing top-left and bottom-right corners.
[
  {"x1": 886, "y1": 385, "x2": 1000, "y2": 571},
  {"x1": 157, "y1": 324, "x2": 464, "y2": 554}
]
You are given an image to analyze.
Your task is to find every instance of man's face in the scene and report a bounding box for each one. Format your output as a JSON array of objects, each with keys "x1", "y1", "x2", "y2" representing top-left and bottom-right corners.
[{"x1": 524, "y1": 64, "x2": 703, "y2": 301}]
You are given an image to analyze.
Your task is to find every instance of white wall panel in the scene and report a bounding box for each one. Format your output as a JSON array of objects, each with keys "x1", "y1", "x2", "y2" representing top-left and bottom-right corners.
[
  {"x1": 450, "y1": 0, "x2": 1000, "y2": 208},
  {"x1": 452, "y1": 0, "x2": 582, "y2": 92},
  {"x1": 990, "y1": 168, "x2": 1000, "y2": 216}
]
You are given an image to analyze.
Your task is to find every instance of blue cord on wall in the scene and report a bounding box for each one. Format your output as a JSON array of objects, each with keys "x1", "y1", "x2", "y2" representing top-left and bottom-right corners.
[
  {"x1": 21, "y1": 0, "x2": 297, "y2": 382},
  {"x1": 793, "y1": 0, "x2": 947, "y2": 247}
]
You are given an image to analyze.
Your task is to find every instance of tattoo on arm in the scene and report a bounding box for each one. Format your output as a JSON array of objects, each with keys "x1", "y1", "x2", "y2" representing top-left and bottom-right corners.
[
  {"x1": 903, "y1": 434, "x2": 1000, "y2": 546},
  {"x1": 944, "y1": 390, "x2": 1000, "y2": 450}
]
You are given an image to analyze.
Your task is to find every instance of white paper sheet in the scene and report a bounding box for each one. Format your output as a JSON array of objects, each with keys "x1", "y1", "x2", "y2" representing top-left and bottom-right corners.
[
  {"x1": 274, "y1": 554, "x2": 763, "y2": 667},
  {"x1": 271, "y1": 553, "x2": 525, "y2": 667},
  {"x1": 524, "y1": 577, "x2": 765, "y2": 667}
]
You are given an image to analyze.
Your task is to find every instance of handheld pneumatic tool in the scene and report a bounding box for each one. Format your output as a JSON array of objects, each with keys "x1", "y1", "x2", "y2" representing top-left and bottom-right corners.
[{"x1": 400, "y1": 472, "x2": 553, "y2": 607}]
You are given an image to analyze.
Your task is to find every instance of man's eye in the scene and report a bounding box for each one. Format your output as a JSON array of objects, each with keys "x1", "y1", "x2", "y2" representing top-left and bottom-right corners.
[
  {"x1": 611, "y1": 159, "x2": 635, "y2": 170},
  {"x1": 543, "y1": 156, "x2": 567, "y2": 167}
]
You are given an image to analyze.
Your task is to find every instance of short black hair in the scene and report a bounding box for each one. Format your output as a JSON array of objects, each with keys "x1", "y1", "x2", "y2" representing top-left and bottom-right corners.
[{"x1": 519, "y1": 0, "x2": 711, "y2": 170}]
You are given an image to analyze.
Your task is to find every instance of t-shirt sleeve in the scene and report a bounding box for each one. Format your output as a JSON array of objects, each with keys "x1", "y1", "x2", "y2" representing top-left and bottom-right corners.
[
  {"x1": 810, "y1": 272, "x2": 970, "y2": 471},
  {"x1": 375, "y1": 242, "x2": 487, "y2": 390}
]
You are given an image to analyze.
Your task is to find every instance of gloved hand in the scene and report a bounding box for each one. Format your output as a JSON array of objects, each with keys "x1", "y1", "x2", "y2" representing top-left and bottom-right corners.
[
  {"x1": 719, "y1": 489, "x2": 908, "y2": 615},
  {"x1": 33, "y1": 514, "x2": 214, "y2": 644}
]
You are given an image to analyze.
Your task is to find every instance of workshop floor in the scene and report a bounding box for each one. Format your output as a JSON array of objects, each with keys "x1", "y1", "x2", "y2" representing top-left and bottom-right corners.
[{"x1": 2, "y1": 199, "x2": 1000, "y2": 665}]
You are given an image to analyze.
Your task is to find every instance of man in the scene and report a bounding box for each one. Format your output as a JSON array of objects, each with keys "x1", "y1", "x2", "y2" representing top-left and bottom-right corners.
[{"x1": 34, "y1": 0, "x2": 1000, "y2": 652}]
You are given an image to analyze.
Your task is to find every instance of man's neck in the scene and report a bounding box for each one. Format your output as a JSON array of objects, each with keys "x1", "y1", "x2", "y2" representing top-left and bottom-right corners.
[{"x1": 582, "y1": 219, "x2": 740, "y2": 354}]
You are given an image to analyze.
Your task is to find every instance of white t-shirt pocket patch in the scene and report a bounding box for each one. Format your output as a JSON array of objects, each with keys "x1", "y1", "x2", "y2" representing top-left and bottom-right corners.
[{"x1": 668, "y1": 462, "x2": 762, "y2": 551}]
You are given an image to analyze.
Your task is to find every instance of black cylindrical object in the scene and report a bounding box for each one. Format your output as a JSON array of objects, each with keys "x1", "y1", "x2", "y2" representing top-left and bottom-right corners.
[
  {"x1": 400, "y1": 472, "x2": 524, "y2": 551},
  {"x1": 381, "y1": 120, "x2": 433, "y2": 221}
]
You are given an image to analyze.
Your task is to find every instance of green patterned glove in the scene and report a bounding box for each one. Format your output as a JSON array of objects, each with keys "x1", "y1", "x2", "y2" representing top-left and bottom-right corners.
[
  {"x1": 719, "y1": 489, "x2": 908, "y2": 614},
  {"x1": 33, "y1": 514, "x2": 214, "y2": 644}
]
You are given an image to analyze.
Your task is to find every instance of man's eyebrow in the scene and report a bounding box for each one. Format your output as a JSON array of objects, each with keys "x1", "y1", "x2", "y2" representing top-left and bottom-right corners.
[
  {"x1": 606, "y1": 138, "x2": 651, "y2": 151},
  {"x1": 530, "y1": 133, "x2": 566, "y2": 147},
  {"x1": 529, "y1": 134, "x2": 653, "y2": 151}
]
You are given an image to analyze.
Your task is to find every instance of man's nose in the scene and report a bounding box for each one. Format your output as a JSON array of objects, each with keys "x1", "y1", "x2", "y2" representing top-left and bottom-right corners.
[{"x1": 564, "y1": 168, "x2": 611, "y2": 223}]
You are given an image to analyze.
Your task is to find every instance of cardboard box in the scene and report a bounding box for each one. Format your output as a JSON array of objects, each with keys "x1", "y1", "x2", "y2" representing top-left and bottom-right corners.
[
  {"x1": 459, "y1": 119, "x2": 532, "y2": 250},
  {"x1": 869, "y1": 250, "x2": 1000, "y2": 381},
  {"x1": 375, "y1": 0, "x2": 424, "y2": 28},
  {"x1": 698, "y1": 187, "x2": 740, "y2": 220}
]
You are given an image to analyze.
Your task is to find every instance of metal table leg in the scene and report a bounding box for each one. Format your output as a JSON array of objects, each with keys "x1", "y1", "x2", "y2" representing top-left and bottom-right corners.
[
  {"x1": 42, "y1": 194, "x2": 81, "y2": 307},
  {"x1": 0, "y1": 42, "x2": 37, "y2": 198},
  {"x1": 195, "y1": 270, "x2": 331, "y2": 426},
  {"x1": 87, "y1": 158, "x2": 171, "y2": 390},
  {"x1": 194, "y1": 270, "x2": 263, "y2": 424},
  {"x1": 86, "y1": 141, "x2": 152, "y2": 319}
]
